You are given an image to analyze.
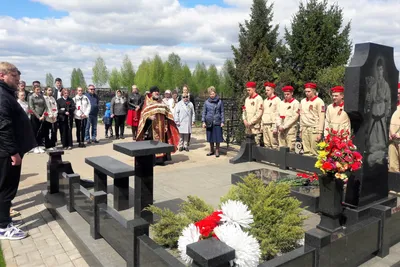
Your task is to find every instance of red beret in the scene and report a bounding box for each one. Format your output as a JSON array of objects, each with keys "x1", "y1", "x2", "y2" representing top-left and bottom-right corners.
[
  {"x1": 246, "y1": 81, "x2": 256, "y2": 88},
  {"x1": 264, "y1": 82, "x2": 276, "y2": 88},
  {"x1": 331, "y1": 86, "x2": 344, "y2": 93},
  {"x1": 282, "y1": 86, "x2": 294, "y2": 92},
  {"x1": 304, "y1": 83, "x2": 317, "y2": 89}
]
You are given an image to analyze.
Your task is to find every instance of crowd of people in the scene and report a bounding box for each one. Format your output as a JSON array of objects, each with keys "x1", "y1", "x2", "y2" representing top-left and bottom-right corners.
[
  {"x1": 0, "y1": 61, "x2": 228, "y2": 240},
  {"x1": 17, "y1": 80, "x2": 101, "y2": 152}
]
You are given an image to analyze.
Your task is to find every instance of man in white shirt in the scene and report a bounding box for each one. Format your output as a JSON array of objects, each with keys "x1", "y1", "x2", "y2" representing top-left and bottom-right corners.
[{"x1": 73, "y1": 87, "x2": 91, "y2": 147}]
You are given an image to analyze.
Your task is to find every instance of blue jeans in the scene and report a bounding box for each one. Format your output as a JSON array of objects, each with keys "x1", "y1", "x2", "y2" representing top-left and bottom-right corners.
[{"x1": 85, "y1": 115, "x2": 98, "y2": 141}]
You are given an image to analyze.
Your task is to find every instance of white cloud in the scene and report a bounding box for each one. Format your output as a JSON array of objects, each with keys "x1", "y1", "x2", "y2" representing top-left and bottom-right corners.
[{"x1": 1, "y1": 0, "x2": 400, "y2": 86}]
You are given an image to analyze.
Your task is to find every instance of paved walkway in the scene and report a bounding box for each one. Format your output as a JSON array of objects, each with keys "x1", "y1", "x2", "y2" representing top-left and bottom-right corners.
[{"x1": 1, "y1": 124, "x2": 400, "y2": 266}]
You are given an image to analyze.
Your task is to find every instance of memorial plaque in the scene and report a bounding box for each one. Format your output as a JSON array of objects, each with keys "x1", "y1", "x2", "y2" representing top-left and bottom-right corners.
[{"x1": 344, "y1": 43, "x2": 399, "y2": 206}]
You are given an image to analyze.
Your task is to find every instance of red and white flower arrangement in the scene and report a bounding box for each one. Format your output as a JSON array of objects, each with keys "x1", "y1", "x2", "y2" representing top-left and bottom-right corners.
[
  {"x1": 315, "y1": 128, "x2": 363, "y2": 182},
  {"x1": 177, "y1": 200, "x2": 260, "y2": 267}
]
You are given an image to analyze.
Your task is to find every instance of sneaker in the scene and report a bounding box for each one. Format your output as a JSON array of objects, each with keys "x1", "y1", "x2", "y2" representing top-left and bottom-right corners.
[
  {"x1": 86, "y1": 141, "x2": 91, "y2": 145},
  {"x1": 0, "y1": 223, "x2": 28, "y2": 240},
  {"x1": 185, "y1": 147, "x2": 189, "y2": 152},
  {"x1": 105, "y1": 135, "x2": 109, "y2": 138},
  {"x1": 33, "y1": 147, "x2": 40, "y2": 154},
  {"x1": 47, "y1": 147, "x2": 55, "y2": 152},
  {"x1": 38, "y1": 147, "x2": 45, "y2": 153},
  {"x1": 68, "y1": 146, "x2": 72, "y2": 150},
  {"x1": 93, "y1": 140, "x2": 99, "y2": 144}
]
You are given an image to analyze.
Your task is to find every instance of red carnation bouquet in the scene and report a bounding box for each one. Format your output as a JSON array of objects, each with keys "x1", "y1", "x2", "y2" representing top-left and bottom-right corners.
[
  {"x1": 195, "y1": 211, "x2": 223, "y2": 238},
  {"x1": 315, "y1": 128, "x2": 363, "y2": 182},
  {"x1": 296, "y1": 172, "x2": 318, "y2": 182},
  {"x1": 28, "y1": 109, "x2": 34, "y2": 114},
  {"x1": 43, "y1": 112, "x2": 49, "y2": 117}
]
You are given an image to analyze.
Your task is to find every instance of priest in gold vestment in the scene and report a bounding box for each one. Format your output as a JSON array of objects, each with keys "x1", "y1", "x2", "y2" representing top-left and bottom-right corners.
[{"x1": 136, "y1": 86, "x2": 180, "y2": 164}]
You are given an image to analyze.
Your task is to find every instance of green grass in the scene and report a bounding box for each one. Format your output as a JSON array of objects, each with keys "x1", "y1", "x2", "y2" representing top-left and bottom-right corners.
[{"x1": 0, "y1": 245, "x2": 5, "y2": 267}]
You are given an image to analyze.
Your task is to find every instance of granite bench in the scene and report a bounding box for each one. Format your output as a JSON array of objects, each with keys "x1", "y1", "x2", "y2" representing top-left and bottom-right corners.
[{"x1": 85, "y1": 156, "x2": 135, "y2": 211}]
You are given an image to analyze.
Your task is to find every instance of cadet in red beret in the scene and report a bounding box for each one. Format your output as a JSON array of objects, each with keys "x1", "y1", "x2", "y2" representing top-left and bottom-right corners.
[
  {"x1": 262, "y1": 82, "x2": 280, "y2": 149},
  {"x1": 299, "y1": 83, "x2": 325, "y2": 156},
  {"x1": 324, "y1": 86, "x2": 350, "y2": 137},
  {"x1": 243, "y1": 81, "x2": 263, "y2": 145},
  {"x1": 389, "y1": 84, "x2": 400, "y2": 172},
  {"x1": 277, "y1": 85, "x2": 299, "y2": 151}
]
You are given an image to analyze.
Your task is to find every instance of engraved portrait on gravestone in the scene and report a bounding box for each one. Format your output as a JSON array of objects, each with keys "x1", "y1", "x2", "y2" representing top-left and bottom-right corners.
[{"x1": 364, "y1": 58, "x2": 391, "y2": 167}]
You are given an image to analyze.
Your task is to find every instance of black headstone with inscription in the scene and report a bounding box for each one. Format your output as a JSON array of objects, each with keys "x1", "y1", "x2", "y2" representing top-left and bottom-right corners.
[{"x1": 344, "y1": 43, "x2": 399, "y2": 207}]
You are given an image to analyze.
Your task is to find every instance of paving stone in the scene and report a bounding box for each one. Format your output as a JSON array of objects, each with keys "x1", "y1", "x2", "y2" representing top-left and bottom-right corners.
[
  {"x1": 55, "y1": 252, "x2": 72, "y2": 265},
  {"x1": 68, "y1": 252, "x2": 82, "y2": 261},
  {"x1": 61, "y1": 241, "x2": 76, "y2": 252},
  {"x1": 43, "y1": 255, "x2": 58, "y2": 267},
  {"x1": 15, "y1": 254, "x2": 29, "y2": 265},
  {"x1": 27, "y1": 250, "x2": 42, "y2": 262},
  {"x1": 72, "y1": 257, "x2": 90, "y2": 267},
  {"x1": 66, "y1": 248, "x2": 79, "y2": 257},
  {"x1": 2, "y1": 247, "x2": 14, "y2": 260},
  {"x1": 45, "y1": 237, "x2": 61, "y2": 246},
  {"x1": 13, "y1": 244, "x2": 37, "y2": 256},
  {"x1": 58, "y1": 262, "x2": 75, "y2": 267}
]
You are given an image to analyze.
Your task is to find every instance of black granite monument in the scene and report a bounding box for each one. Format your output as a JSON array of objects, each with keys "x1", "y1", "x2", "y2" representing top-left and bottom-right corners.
[{"x1": 344, "y1": 42, "x2": 399, "y2": 207}]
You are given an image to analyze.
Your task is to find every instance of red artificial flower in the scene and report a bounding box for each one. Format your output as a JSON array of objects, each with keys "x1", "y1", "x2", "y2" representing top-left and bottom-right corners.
[
  {"x1": 334, "y1": 151, "x2": 343, "y2": 158},
  {"x1": 352, "y1": 151, "x2": 362, "y2": 161},
  {"x1": 195, "y1": 211, "x2": 222, "y2": 237},
  {"x1": 78, "y1": 106, "x2": 81, "y2": 110},
  {"x1": 351, "y1": 161, "x2": 362, "y2": 171},
  {"x1": 242, "y1": 105, "x2": 246, "y2": 110},
  {"x1": 52, "y1": 108, "x2": 57, "y2": 112},
  {"x1": 28, "y1": 109, "x2": 34, "y2": 114},
  {"x1": 322, "y1": 162, "x2": 334, "y2": 171},
  {"x1": 43, "y1": 112, "x2": 49, "y2": 117},
  {"x1": 66, "y1": 101, "x2": 71, "y2": 105},
  {"x1": 344, "y1": 155, "x2": 353, "y2": 163}
]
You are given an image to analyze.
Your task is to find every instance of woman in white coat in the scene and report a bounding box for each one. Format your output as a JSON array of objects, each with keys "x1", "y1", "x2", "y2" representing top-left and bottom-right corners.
[
  {"x1": 174, "y1": 93, "x2": 195, "y2": 151},
  {"x1": 73, "y1": 87, "x2": 91, "y2": 147}
]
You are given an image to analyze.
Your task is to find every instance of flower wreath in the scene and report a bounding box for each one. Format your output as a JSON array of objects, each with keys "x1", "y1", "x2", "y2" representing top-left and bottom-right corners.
[{"x1": 178, "y1": 200, "x2": 260, "y2": 267}]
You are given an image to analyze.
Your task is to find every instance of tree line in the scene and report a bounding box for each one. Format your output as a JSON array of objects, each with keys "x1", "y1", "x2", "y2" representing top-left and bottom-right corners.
[{"x1": 44, "y1": 0, "x2": 351, "y2": 102}]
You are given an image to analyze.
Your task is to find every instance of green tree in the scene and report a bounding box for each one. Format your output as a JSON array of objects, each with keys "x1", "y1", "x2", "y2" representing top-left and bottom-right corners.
[
  {"x1": 167, "y1": 53, "x2": 184, "y2": 88},
  {"x1": 135, "y1": 59, "x2": 152, "y2": 92},
  {"x1": 70, "y1": 68, "x2": 79, "y2": 89},
  {"x1": 162, "y1": 61, "x2": 173, "y2": 89},
  {"x1": 109, "y1": 68, "x2": 121, "y2": 91},
  {"x1": 92, "y1": 56, "x2": 109, "y2": 87},
  {"x1": 315, "y1": 66, "x2": 345, "y2": 102},
  {"x1": 45, "y1": 73, "x2": 54, "y2": 87},
  {"x1": 150, "y1": 54, "x2": 164, "y2": 88},
  {"x1": 120, "y1": 55, "x2": 135, "y2": 89},
  {"x1": 76, "y1": 68, "x2": 87, "y2": 89},
  {"x1": 284, "y1": 0, "x2": 351, "y2": 86},
  {"x1": 192, "y1": 62, "x2": 208, "y2": 94},
  {"x1": 182, "y1": 64, "x2": 192, "y2": 87},
  {"x1": 230, "y1": 0, "x2": 281, "y2": 95},
  {"x1": 207, "y1": 64, "x2": 220, "y2": 90},
  {"x1": 220, "y1": 59, "x2": 235, "y2": 97}
]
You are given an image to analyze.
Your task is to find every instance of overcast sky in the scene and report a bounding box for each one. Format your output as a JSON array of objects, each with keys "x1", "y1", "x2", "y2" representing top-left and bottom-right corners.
[{"x1": 1, "y1": 0, "x2": 399, "y2": 86}]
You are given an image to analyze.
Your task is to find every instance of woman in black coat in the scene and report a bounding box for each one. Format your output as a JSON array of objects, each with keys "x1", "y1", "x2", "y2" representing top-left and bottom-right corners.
[{"x1": 57, "y1": 89, "x2": 75, "y2": 150}]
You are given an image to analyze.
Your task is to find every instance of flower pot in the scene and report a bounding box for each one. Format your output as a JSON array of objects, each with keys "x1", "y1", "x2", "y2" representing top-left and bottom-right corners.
[{"x1": 317, "y1": 173, "x2": 344, "y2": 233}]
